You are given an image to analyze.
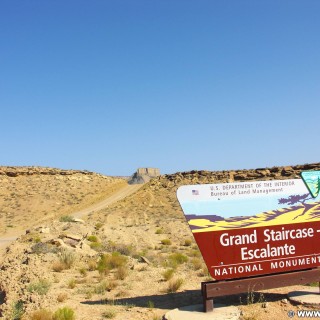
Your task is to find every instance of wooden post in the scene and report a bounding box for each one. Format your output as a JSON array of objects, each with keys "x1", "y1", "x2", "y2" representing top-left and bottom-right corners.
[{"x1": 202, "y1": 268, "x2": 320, "y2": 312}]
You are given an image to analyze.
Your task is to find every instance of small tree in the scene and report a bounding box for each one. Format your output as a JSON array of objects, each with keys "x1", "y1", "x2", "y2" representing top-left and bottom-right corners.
[
  {"x1": 278, "y1": 193, "x2": 313, "y2": 219},
  {"x1": 278, "y1": 193, "x2": 311, "y2": 206}
]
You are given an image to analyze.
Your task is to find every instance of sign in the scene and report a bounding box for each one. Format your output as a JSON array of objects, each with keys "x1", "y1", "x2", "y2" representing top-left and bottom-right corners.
[
  {"x1": 177, "y1": 172, "x2": 320, "y2": 280},
  {"x1": 301, "y1": 170, "x2": 320, "y2": 198}
]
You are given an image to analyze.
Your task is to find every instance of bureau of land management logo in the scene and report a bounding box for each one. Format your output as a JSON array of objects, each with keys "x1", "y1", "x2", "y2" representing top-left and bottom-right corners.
[{"x1": 301, "y1": 171, "x2": 320, "y2": 198}]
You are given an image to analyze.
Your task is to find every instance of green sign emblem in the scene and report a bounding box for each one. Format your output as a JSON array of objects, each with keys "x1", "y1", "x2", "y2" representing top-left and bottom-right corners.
[{"x1": 301, "y1": 171, "x2": 320, "y2": 198}]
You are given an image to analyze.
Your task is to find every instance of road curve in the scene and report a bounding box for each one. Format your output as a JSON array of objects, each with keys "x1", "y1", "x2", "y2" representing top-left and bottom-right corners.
[
  {"x1": 72, "y1": 184, "x2": 142, "y2": 219},
  {"x1": 0, "y1": 183, "x2": 142, "y2": 253}
]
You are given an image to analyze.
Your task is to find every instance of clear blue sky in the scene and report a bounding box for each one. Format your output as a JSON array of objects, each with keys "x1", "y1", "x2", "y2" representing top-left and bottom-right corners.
[{"x1": 1, "y1": 1, "x2": 319, "y2": 176}]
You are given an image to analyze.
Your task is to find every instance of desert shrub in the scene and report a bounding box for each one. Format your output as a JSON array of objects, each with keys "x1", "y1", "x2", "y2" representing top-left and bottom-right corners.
[
  {"x1": 169, "y1": 253, "x2": 188, "y2": 264},
  {"x1": 187, "y1": 249, "x2": 201, "y2": 258},
  {"x1": 152, "y1": 315, "x2": 162, "y2": 320},
  {"x1": 67, "y1": 279, "x2": 76, "y2": 289},
  {"x1": 87, "y1": 259, "x2": 97, "y2": 271},
  {"x1": 58, "y1": 249, "x2": 76, "y2": 269},
  {"x1": 161, "y1": 239, "x2": 171, "y2": 245},
  {"x1": 191, "y1": 258, "x2": 203, "y2": 270},
  {"x1": 115, "y1": 290, "x2": 129, "y2": 297},
  {"x1": 105, "y1": 241, "x2": 135, "y2": 256},
  {"x1": 106, "y1": 280, "x2": 118, "y2": 291},
  {"x1": 31, "y1": 243, "x2": 58, "y2": 255},
  {"x1": 97, "y1": 253, "x2": 127, "y2": 274},
  {"x1": 307, "y1": 282, "x2": 319, "y2": 287},
  {"x1": 95, "y1": 222, "x2": 104, "y2": 230},
  {"x1": 59, "y1": 216, "x2": 75, "y2": 222},
  {"x1": 166, "y1": 278, "x2": 184, "y2": 293},
  {"x1": 108, "y1": 252, "x2": 128, "y2": 269},
  {"x1": 29, "y1": 309, "x2": 53, "y2": 320},
  {"x1": 79, "y1": 268, "x2": 87, "y2": 277},
  {"x1": 197, "y1": 264, "x2": 210, "y2": 276},
  {"x1": 89, "y1": 242, "x2": 102, "y2": 251},
  {"x1": 76, "y1": 287, "x2": 93, "y2": 299},
  {"x1": 94, "y1": 281, "x2": 108, "y2": 294},
  {"x1": 183, "y1": 239, "x2": 192, "y2": 246},
  {"x1": 162, "y1": 269, "x2": 175, "y2": 281},
  {"x1": 102, "y1": 309, "x2": 116, "y2": 319},
  {"x1": 21, "y1": 233, "x2": 42, "y2": 244},
  {"x1": 115, "y1": 266, "x2": 129, "y2": 280},
  {"x1": 57, "y1": 293, "x2": 68, "y2": 303},
  {"x1": 11, "y1": 300, "x2": 24, "y2": 320},
  {"x1": 155, "y1": 228, "x2": 163, "y2": 234},
  {"x1": 87, "y1": 235, "x2": 98, "y2": 242},
  {"x1": 97, "y1": 256, "x2": 109, "y2": 275},
  {"x1": 52, "y1": 261, "x2": 66, "y2": 272},
  {"x1": 147, "y1": 300, "x2": 155, "y2": 309},
  {"x1": 28, "y1": 279, "x2": 51, "y2": 295},
  {"x1": 52, "y1": 307, "x2": 75, "y2": 320}
]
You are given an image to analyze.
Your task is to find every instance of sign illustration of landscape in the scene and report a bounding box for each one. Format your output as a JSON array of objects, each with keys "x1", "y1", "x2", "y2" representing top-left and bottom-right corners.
[{"x1": 177, "y1": 172, "x2": 320, "y2": 280}]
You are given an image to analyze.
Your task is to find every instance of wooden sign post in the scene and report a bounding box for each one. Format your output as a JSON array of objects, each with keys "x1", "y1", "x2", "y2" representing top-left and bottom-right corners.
[{"x1": 177, "y1": 171, "x2": 320, "y2": 312}]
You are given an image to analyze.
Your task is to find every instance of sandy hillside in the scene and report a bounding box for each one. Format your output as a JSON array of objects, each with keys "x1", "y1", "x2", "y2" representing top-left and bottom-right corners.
[
  {"x1": 0, "y1": 163, "x2": 320, "y2": 320},
  {"x1": 0, "y1": 167, "x2": 126, "y2": 236}
]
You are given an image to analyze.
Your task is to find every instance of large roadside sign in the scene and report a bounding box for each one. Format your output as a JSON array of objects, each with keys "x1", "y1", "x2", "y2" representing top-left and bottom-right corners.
[{"x1": 177, "y1": 171, "x2": 320, "y2": 280}]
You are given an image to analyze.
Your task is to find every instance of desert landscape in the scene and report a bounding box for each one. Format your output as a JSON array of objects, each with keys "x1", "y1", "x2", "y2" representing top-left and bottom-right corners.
[{"x1": 1, "y1": 163, "x2": 320, "y2": 320}]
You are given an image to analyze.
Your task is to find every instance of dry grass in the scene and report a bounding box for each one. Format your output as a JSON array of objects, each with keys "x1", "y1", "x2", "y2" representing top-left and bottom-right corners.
[
  {"x1": 87, "y1": 259, "x2": 97, "y2": 271},
  {"x1": 28, "y1": 309, "x2": 53, "y2": 320},
  {"x1": 115, "y1": 266, "x2": 129, "y2": 280},
  {"x1": 58, "y1": 249, "x2": 76, "y2": 269},
  {"x1": 67, "y1": 279, "x2": 76, "y2": 289},
  {"x1": 183, "y1": 239, "x2": 192, "y2": 246},
  {"x1": 160, "y1": 239, "x2": 171, "y2": 245},
  {"x1": 166, "y1": 278, "x2": 184, "y2": 293},
  {"x1": 52, "y1": 307, "x2": 75, "y2": 320},
  {"x1": 52, "y1": 261, "x2": 67, "y2": 272},
  {"x1": 166, "y1": 252, "x2": 188, "y2": 268},
  {"x1": 57, "y1": 292, "x2": 68, "y2": 303},
  {"x1": 162, "y1": 269, "x2": 175, "y2": 281},
  {"x1": 78, "y1": 267, "x2": 87, "y2": 277},
  {"x1": 102, "y1": 309, "x2": 117, "y2": 319},
  {"x1": 27, "y1": 279, "x2": 51, "y2": 295},
  {"x1": 115, "y1": 289, "x2": 129, "y2": 297},
  {"x1": 87, "y1": 235, "x2": 99, "y2": 242},
  {"x1": 190, "y1": 257, "x2": 203, "y2": 270},
  {"x1": 94, "y1": 281, "x2": 108, "y2": 294},
  {"x1": 59, "y1": 215, "x2": 75, "y2": 223},
  {"x1": 97, "y1": 253, "x2": 127, "y2": 275},
  {"x1": 89, "y1": 242, "x2": 102, "y2": 251}
]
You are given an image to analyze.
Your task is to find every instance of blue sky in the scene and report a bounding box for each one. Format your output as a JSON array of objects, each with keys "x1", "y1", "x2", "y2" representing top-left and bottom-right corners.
[{"x1": 1, "y1": 1, "x2": 319, "y2": 176}]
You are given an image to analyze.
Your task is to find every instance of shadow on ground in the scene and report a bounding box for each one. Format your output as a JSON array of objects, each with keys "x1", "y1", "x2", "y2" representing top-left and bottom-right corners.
[{"x1": 81, "y1": 290, "x2": 288, "y2": 310}]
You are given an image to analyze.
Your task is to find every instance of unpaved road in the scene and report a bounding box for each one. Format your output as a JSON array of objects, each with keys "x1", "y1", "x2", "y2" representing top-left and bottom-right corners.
[
  {"x1": 0, "y1": 183, "x2": 142, "y2": 253},
  {"x1": 72, "y1": 184, "x2": 142, "y2": 219}
]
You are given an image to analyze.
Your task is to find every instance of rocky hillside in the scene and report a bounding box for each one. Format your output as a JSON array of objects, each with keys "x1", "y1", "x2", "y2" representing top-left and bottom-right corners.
[
  {"x1": 91, "y1": 162, "x2": 320, "y2": 228},
  {"x1": 0, "y1": 167, "x2": 96, "y2": 177},
  {"x1": 0, "y1": 163, "x2": 319, "y2": 320},
  {"x1": 0, "y1": 167, "x2": 126, "y2": 236}
]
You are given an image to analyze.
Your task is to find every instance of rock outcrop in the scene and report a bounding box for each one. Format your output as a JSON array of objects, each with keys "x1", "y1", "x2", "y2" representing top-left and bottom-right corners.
[
  {"x1": 148, "y1": 163, "x2": 320, "y2": 191},
  {"x1": 128, "y1": 167, "x2": 160, "y2": 184},
  {"x1": 0, "y1": 166, "x2": 96, "y2": 177}
]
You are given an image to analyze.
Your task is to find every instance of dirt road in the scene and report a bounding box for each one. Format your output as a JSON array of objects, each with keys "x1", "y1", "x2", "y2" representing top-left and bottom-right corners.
[
  {"x1": 72, "y1": 184, "x2": 142, "y2": 219},
  {"x1": 0, "y1": 183, "x2": 142, "y2": 253}
]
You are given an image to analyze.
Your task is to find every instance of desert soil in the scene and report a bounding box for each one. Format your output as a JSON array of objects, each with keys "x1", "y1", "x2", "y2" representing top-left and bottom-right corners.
[{"x1": 1, "y1": 164, "x2": 320, "y2": 320}]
